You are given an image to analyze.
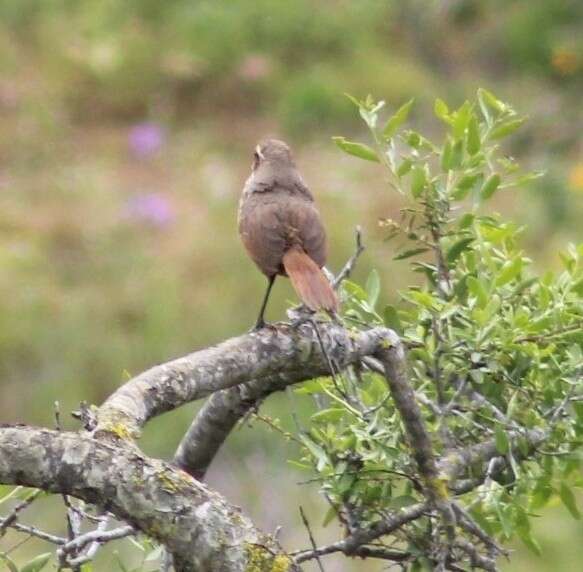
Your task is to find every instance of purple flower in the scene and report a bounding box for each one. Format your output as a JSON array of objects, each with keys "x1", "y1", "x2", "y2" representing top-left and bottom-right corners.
[
  {"x1": 124, "y1": 192, "x2": 175, "y2": 228},
  {"x1": 128, "y1": 122, "x2": 165, "y2": 158}
]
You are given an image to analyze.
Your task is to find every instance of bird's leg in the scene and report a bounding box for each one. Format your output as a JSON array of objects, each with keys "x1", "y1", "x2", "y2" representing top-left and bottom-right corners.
[{"x1": 253, "y1": 275, "x2": 276, "y2": 330}]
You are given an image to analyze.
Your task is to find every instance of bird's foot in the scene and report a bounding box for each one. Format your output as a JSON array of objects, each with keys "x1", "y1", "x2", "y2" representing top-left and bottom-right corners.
[{"x1": 249, "y1": 320, "x2": 279, "y2": 333}]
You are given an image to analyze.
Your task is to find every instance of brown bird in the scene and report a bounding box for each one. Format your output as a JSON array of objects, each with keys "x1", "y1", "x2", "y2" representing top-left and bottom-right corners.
[{"x1": 238, "y1": 139, "x2": 338, "y2": 329}]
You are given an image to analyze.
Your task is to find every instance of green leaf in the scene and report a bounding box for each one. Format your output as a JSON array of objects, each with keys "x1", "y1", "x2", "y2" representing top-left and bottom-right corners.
[
  {"x1": 467, "y1": 276, "x2": 488, "y2": 307},
  {"x1": 515, "y1": 506, "x2": 535, "y2": 548},
  {"x1": 113, "y1": 552, "x2": 130, "y2": 572},
  {"x1": 512, "y1": 277, "x2": 538, "y2": 295},
  {"x1": 480, "y1": 173, "x2": 501, "y2": 200},
  {"x1": 295, "y1": 379, "x2": 326, "y2": 395},
  {"x1": 495, "y1": 425, "x2": 509, "y2": 454},
  {"x1": 394, "y1": 247, "x2": 429, "y2": 260},
  {"x1": 343, "y1": 280, "x2": 368, "y2": 301},
  {"x1": 441, "y1": 139, "x2": 453, "y2": 171},
  {"x1": 358, "y1": 100, "x2": 385, "y2": 129},
  {"x1": 450, "y1": 140, "x2": 463, "y2": 169},
  {"x1": 467, "y1": 116, "x2": 481, "y2": 155},
  {"x1": 530, "y1": 480, "x2": 553, "y2": 510},
  {"x1": 383, "y1": 305, "x2": 402, "y2": 333},
  {"x1": 478, "y1": 88, "x2": 507, "y2": 115},
  {"x1": 366, "y1": 269, "x2": 381, "y2": 308},
  {"x1": 0, "y1": 486, "x2": 21, "y2": 505},
  {"x1": 446, "y1": 238, "x2": 473, "y2": 264},
  {"x1": 383, "y1": 98, "x2": 414, "y2": 139},
  {"x1": 321, "y1": 504, "x2": 338, "y2": 527},
  {"x1": 496, "y1": 504, "x2": 513, "y2": 538},
  {"x1": 300, "y1": 435, "x2": 329, "y2": 471},
  {"x1": 452, "y1": 101, "x2": 472, "y2": 138},
  {"x1": 0, "y1": 553, "x2": 19, "y2": 572},
  {"x1": 571, "y1": 277, "x2": 583, "y2": 297},
  {"x1": 458, "y1": 213, "x2": 475, "y2": 229},
  {"x1": 332, "y1": 137, "x2": 379, "y2": 162},
  {"x1": 442, "y1": 138, "x2": 463, "y2": 171},
  {"x1": 408, "y1": 290, "x2": 437, "y2": 309},
  {"x1": 21, "y1": 554, "x2": 52, "y2": 572},
  {"x1": 495, "y1": 257, "x2": 522, "y2": 286},
  {"x1": 434, "y1": 98, "x2": 451, "y2": 123},
  {"x1": 397, "y1": 158, "x2": 413, "y2": 177},
  {"x1": 559, "y1": 482, "x2": 581, "y2": 519},
  {"x1": 389, "y1": 495, "x2": 418, "y2": 509},
  {"x1": 490, "y1": 117, "x2": 526, "y2": 140},
  {"x1": 344, "y1": 93, "x2": 361, "y2": 108},
  {"x1": 410, "y1": 167, "x2": 426, "y2": 198},
  {"x1": 311, "y1": 408, "x2": 345, "y2": 423},
  {"x1": 520, "y1": 533, "x2": 543, "y2": 556},
  {"x1": 144, "y1": 545, "x2": 164, "y2": 563},
  {"x1": 452, "y1": 173, "x2": 482, "y2": 200}
]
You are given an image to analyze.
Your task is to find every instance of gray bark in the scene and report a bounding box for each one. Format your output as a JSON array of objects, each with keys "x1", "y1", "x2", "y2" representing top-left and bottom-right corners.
[
  {"x1": 0, "y1": 320, "x2": 551, "y2": 571},
  {"x1": 0, "y1": 426, "x2": 294, "y2": 572},
  {"x1": 0, "y1": 323, "x2": 399, "y2": 572}
]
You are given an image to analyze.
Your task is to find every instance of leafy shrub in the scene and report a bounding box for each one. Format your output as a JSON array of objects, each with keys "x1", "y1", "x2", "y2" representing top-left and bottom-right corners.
[{"x1": 295, "y1": 90, "x2": 583, "y2": 564}]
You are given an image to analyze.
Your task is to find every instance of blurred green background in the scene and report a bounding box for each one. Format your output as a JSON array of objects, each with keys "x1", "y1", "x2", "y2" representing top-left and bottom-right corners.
[{"x1": 0, "y1": 1, "x2": 582, "y2": 570}]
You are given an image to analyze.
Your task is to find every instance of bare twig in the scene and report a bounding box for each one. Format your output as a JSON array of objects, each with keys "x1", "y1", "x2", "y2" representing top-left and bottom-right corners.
[
  {"x1": 452, "y1": 503, "x2": 504, "y2": 556},
  {"x1": 71, "y1": 401, "x2": 97, "y2": 431},
  {"x1": 55, "y1": 401, "x2": 82, "y2": 571},
  {"x1": 58, "y1": 524, "x2": 134, "y2": 567},
  {"x1": 0, "y1": 518, "x2": 65, "y2": 544},
  {"x1": 299, "y1": 507, "x2": 325, "y2": 572},
  {"x1": 332, "y1": 226, "x2": 365, "y2": 289},
  {"x1": 454, "y1": 538, "x2": 499, "y2": 571},
  {"x1": 0, "y1": 489, "x2": 43, "y2": 539},
  {"x1": 294, "y1": 502, "x2": 430, "y2": 563}
]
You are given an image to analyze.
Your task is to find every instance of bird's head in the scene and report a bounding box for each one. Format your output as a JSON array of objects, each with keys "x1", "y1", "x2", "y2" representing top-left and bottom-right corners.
[{"x1": 252, "y1": 139, "x2": 295, "y2": 172}]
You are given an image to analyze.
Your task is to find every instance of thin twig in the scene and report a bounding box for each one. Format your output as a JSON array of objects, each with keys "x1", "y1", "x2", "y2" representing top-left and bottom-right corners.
[
  {"x1": 309, "y1": 319, "x2": 351, "y2": 403},
  {"x1": 65, "y1": 516, "x2": 110, "y2": 567},
  {"x1": 55, "y1": 401, "x2": 83, "y2": 571},
  {"x1": 294, "y1": 502, "x2": 430, "y2": 563},
  {"x1": 57, "y1": 525, "x2": 134, "y2": 563},
  {"x1": 0, "y1": 518, "x2": 65, "y2": 544},
  {"x1": 454, "y1": 538, "x2": 499, "y2": 572},
  {"x1": 332, "y1": 226, "x2": 365, "y2": 289},
  {"x1": 452, "y1": 503, "x2": 505, "y2": 556},
  {"x1": 299, "y1": 507, "x2": 325, "y2": 572},
  {"x1": 0, "y1": 489, "x2": 43, "y2": 539}
]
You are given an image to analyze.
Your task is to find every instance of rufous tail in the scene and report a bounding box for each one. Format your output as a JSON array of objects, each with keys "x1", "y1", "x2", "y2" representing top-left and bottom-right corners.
[{"x1": 282, "y1": 248, "x2": 338, "y2": 313}]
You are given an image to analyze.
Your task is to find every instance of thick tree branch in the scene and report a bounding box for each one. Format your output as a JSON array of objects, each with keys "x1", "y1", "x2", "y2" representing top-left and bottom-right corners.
[
  {"x1": 168, "y1": 324, "x2": 394, "y2": 478},
  {"x1": 174, "y1": 233, "x2": 366, "y2": 479},
  {"x1": 373, "y1": 335, "x2": 456, "y2": 545},
  {"x1": 97, "y1": 323, "x2": 390, "y2": 439},
  {"x1": 174, "y1": 373, "x2": 292, "y2": 479},
  {"x1": 0, "y1": 426, "x2": 296, "y2": 572},
  {"x1": 0, "y1": 315, "x2": 554, "y2": 572}
]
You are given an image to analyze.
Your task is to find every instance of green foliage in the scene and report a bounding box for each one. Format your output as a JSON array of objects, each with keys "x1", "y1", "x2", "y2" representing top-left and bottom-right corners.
[
  {"x1": 295, "y1": 90, "x2": 583, "y2": 563},
  {"x1": 0, "y1": 552, "x2": 51, "y2": 572}
]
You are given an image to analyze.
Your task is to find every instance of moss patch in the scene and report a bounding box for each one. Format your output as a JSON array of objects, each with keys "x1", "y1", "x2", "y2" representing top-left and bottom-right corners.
[{"x1": 245, "y1": 543, "x2": 293, "y2": 572}]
